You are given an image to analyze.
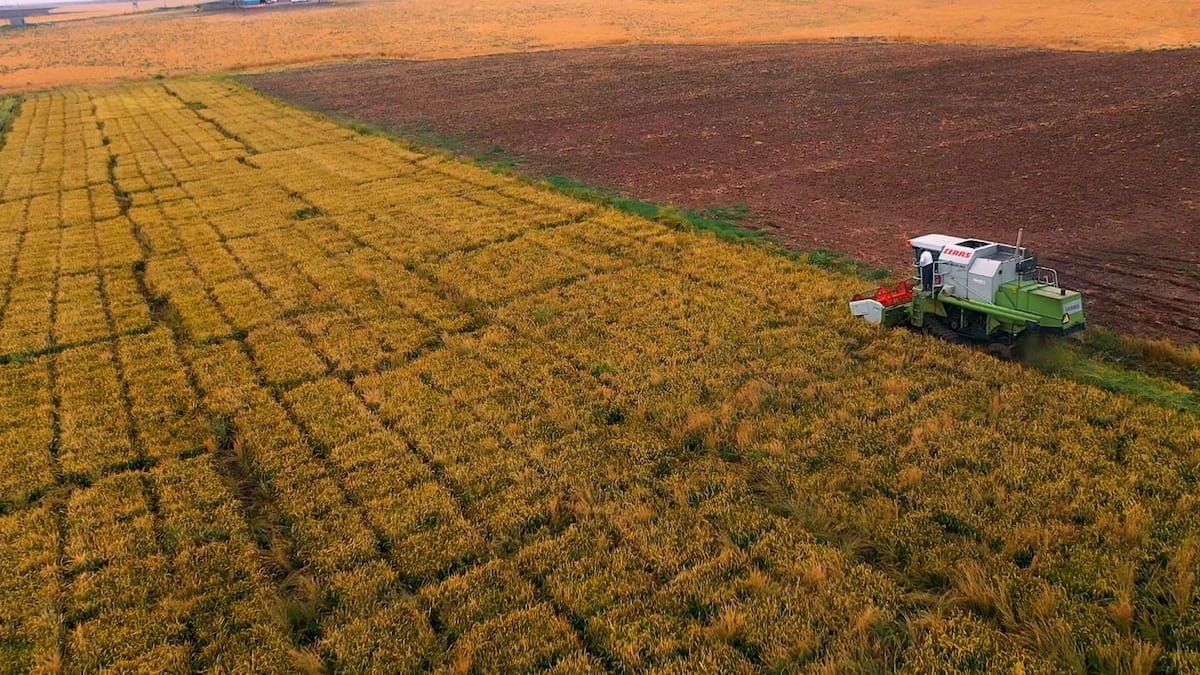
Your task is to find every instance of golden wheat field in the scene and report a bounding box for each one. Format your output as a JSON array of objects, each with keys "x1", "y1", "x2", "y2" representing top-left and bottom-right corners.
[
  {"x1": 1, "y1": 0, "x2": 1198, "y2": 91},
  {"x1": 0, "y1": 81, "x2": 1198, "y2": 673}
]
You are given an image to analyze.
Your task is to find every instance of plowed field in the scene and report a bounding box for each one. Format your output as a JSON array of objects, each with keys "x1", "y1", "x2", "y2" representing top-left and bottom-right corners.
[{"x1": 247, "y1": 44, "x2": 1200, "y2": 343}]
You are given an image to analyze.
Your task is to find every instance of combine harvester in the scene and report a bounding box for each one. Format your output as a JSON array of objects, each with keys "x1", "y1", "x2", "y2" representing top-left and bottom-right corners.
[{"x1": 850, "y1": 231, "x2": 1086, "y2": 355}]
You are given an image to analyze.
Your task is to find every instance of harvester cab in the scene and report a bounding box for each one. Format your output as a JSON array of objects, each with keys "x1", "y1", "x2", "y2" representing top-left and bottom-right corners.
[{"x1": 850, "y1": 230, "x2": 1086, "y2": 345}]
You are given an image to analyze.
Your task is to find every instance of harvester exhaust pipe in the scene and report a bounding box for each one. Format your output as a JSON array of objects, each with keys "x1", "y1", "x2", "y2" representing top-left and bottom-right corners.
[{"x1": 1012, "y1": 227, "x2": 1023, "y2": 260}]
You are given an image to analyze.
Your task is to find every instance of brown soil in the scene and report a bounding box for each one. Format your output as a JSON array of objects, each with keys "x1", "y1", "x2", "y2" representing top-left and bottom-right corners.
[{"x1": 246, "y1": 44, "x2": 1200, "y2": 344}]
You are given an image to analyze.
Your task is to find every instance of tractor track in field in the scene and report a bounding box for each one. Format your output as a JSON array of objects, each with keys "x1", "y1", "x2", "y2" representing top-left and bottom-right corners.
[
  {"x1": 1065, "y1": 258, "x2": 1200, "y2": 296},
  {"x1": 1061, "y1": 254, "x2": 1200, "y2": 334},
  {"x1": 246, "y1": 43, "x2": 1200, "y2": 344},
  {"x1": 1066, "y1": 278, "x2": 1200, "y2": 335}
]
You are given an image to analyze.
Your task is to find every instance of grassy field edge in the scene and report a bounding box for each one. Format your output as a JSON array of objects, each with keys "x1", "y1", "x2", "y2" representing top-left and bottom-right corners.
[{"x1": 0, "y1": 95, "x2": 22, "y2": 152}]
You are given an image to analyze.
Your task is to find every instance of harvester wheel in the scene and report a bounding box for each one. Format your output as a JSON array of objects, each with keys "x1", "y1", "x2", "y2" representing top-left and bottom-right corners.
[{"x1": 923, "y1": 317, "x2": 962, "y2": 344}]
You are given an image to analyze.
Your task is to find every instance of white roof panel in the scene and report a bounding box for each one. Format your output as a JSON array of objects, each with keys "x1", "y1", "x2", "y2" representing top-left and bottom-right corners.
[{"x1": 908, "y1": 234, "x2": 962, "y2": 250}]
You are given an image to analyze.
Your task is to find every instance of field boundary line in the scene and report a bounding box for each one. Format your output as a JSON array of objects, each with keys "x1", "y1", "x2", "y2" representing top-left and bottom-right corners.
[
  {"x1": 0, "y1": 197, "x2": 32, "y2": 344},
  {"x1": 161, "y1": 82, "x2": 259, "y2": 155},
  {"x1": 165, "y1": 166, "x2": 465, "y2": 655},
  {"x1": 99, "y1": 99, "x2": 324, "y2": 660},
  {"x1": 389, "y1": 367, "x2": 620, "y2": 670},
  {"x1": 45, "y1": 335, "x2": 70, "y2": 672},
  {"x1": 227, "y1": 166, "x2": 620, "y2": 667},
  {"x1": 43, "y1": 131, "x2": 72, "y2": 672},
  {"x1": 291, "y1": 186, "x2": 638, "y2": 667}
]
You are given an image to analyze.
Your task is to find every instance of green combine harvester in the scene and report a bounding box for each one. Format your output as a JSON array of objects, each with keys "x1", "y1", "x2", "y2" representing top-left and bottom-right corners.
[{"x1": 850, "y1": 231, "x2": 1086, "y2": 349}]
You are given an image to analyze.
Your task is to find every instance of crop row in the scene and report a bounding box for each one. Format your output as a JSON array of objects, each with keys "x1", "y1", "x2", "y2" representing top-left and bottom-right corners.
[
  {"x1": 0, "y1": 90, "x2": 108, "y2": 201},
  {"x1": 0, "y1": 327, "x2": 300, "y2": 670}
]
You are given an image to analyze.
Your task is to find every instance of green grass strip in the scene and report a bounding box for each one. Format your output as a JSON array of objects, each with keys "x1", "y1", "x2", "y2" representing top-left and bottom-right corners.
[
  {"x1": 1073, "y1": 327, "x2": 1200, "y2": 391},
  {"x1": 538, "y1": 175, "x2": 892, "y2": 280},
  {"x1": 1024, "y1": 335, "x2": 1200, "y2": 416},
  {"x1": 0, "y1": 96, "x2": 21, "y2": 152}
]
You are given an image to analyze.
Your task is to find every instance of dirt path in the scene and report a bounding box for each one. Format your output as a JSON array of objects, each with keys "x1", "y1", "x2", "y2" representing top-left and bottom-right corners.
[{"x1": 246, "y1": 44, "x2": 1200, "y2": 343}]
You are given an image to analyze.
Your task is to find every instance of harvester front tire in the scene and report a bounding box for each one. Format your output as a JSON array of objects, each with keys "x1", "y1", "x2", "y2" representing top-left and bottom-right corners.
[{"x1": 923, "y1": 317, "x2": 963, "y2": 344}]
